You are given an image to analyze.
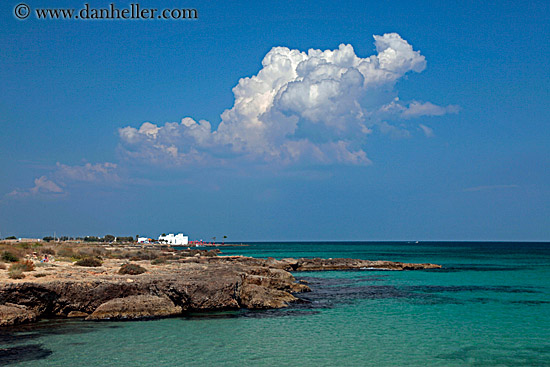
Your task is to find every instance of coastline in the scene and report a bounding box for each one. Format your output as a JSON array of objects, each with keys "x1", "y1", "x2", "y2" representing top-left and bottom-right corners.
[{"x1": 0, "y1": 244, "x2": 440, "y2": 326}]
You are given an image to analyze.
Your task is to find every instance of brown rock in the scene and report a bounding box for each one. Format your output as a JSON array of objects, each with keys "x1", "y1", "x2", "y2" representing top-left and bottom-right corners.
[
  {"x1": 239, "y1": 283, "x2": 297, "y2": 309},
  {"x1": 86, "y1": 295, "x2": 182, "y2": 320},
  {"x1": 290, "y1": 258, "x2": 442, "y2": 271},
  {"x1": 0, "y1": 254, "x2": 440, "y2": 326},
  {"x1": 0, "y1": 303, "x2": 37, "y2": 326},
  {"x1": 67, "y1": 311, "x2": 89, "y2": 318}
]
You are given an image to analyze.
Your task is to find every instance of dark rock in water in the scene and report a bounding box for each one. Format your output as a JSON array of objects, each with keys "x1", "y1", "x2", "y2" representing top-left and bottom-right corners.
[
  {"x1": 287, "y1": 258, "x2": 441, "y2": 271},
  {"x1": 193, "y1": 256, "x2": 441, "y2": 271},
  {"x1": 0, "y1": 344, "x2": 52, "y2": 365}
]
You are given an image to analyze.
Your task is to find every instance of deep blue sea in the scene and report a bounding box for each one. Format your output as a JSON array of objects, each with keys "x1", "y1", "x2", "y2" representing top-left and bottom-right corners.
[{"x1": 2, "y1": 242, "x2": 549, "y2": 366}]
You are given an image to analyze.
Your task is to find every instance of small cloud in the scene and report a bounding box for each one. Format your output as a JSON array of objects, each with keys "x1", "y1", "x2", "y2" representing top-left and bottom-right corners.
[
  {"x1": 418, "y1": 124, "x2": 434, "y2": 138},
  {"x1": 401, "y1": 101, "x2": 460, "y2": 119},
  {"x1": 55, "y1": 162, "x2": 119, "y2": 183},
  {"x1": 5, "y1": 161, "x2": 119, "y2": 200},
  {"x1": 463, "y1": 184, "x2": 519, "y2": 192},
  {"x1": 7, "y1": 176, "x2": 64, "y2": 198},
  {"x1": 378, "y1": 121, "x2": 411, "y2": 139}
]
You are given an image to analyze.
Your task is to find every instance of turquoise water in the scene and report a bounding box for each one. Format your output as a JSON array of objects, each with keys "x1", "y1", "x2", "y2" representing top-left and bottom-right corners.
[{"x1": 2, "y1": 242, "x2": 549, "y2": 366}]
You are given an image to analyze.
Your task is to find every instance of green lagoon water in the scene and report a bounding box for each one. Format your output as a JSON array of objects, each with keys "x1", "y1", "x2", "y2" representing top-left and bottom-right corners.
[{"x1": 2, "y1": 242, "x2": 549, "y2": 366}]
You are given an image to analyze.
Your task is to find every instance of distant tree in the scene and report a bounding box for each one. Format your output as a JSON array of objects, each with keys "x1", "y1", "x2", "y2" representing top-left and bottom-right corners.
[
  {"x1": 5, "y1": 236, "x2": 16, "y2": 240},
  {"x1": 116, "y1": 236, "x2": 133, "y2": 243},
  {"x1": 223, "y1": 235, "x2": 227, "y2": 245},
  {"x1": 162, "y1": 233, "x2": 166, "y2": 237},
  {"x1": 42, "y1": 236, "x2": 54, "y2": 242},
  {"x1": 104, "y1": 234, "x2": 115, "y2": 242},
  {"x1": 60, "y1": 236, "x2": 69, "y2": 241},
  {"x1": 135, "y1": 235, "x2": 139, "y2": 242}
]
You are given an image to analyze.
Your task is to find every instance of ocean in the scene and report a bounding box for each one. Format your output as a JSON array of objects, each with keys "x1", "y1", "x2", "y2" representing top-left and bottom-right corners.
[{"x1": 1, "y1": 242, "x2": 549, "y2": 366}]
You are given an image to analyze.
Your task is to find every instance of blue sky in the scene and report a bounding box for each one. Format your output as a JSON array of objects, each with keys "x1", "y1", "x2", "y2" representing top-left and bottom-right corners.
[{"x1": 1, "y1": 0, "x2": 549, "y2": 241}]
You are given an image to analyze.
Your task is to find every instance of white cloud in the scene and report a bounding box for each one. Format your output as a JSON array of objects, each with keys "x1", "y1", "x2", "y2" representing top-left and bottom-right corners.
[
  {"x1": 401, "y1": 101, "x2": 460, "y2": 119},
  {"x1": 378, "y1": 121, "x2": 411, "y2": 139},
  {"x1": 463, "y1": 185, "x2": 519, "y2": 192},
  {"x1": 54, "y1": 162, "x2": 119, "y2": 183},
  {"x1": 419, "y1": 124, "x2": 435, "y2": 138},
  {"x1": 118, "y1": 33, "x2": 456, "y2": 167},
  {"x1": 31, "y1": 176, "x2": 63, "y2": 194},
  {"x1": 5, "y1": 162, "x2": 118, "y2": 199},
  {"x1": 7, "y1": 176, "x2": 64, "y2": 198}
]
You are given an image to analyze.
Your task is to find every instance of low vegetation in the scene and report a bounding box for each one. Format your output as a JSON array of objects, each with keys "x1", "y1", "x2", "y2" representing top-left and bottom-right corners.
[
  {"x1": 7, "y1": 260, "x2": 35, "y2": 279},
  {"x1": 40, "y1": 247, "x2": 56, "y2": 255},
  {"x1": 8, "y1": 268, "x2": 25, "y2": 279},
  {"x1": 74, "y1": 257, "x2": 103, "y2": 267},
  {"x1": 57, "y1": 247, "x2": 78, "y2": 259},
  {"x1": 2, "y1": 251, "x2": 20, "y2": 263},
  {"x1": 0, "y1": 240, "x2": 220, "y2": 279},
  {"x1": 118, "y1": 263, "x2": 147, "y2": 275},
  {"x1": 9, "y1": 260, "x2": 35, "y2": 272},
  {"x1": 151, "y1": 257, "x2": 167, "y2": 265}
]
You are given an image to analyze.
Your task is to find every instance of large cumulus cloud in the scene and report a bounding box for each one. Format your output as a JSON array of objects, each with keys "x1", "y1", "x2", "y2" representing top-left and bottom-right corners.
[{"x1": 118, "y1": 33, "x2": 457, "y2": 166}]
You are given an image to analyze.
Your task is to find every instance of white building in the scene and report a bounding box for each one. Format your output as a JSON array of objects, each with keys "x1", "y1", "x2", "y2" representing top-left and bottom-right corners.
[
  {"x1": 158, "y1": 233, "x2": 188, "y2": 246},
  {"x1": 137, "y1": 237, "x2": 150, "y2": 244}
]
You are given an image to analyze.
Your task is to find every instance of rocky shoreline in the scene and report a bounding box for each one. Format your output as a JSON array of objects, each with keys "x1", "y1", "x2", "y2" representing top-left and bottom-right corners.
[{"x1": 0, "y1": 253, "x2": 440, "y2": 326}]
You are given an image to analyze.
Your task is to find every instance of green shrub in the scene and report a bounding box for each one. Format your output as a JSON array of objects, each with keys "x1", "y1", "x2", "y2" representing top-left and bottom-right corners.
[
  {"x1": 2, "y1": 251, "x2": 20, "y2": 263},
  {"x1": 143, "y1": 251, "x2": 158, "y2": 260},
  {"x1": 74, "y1": 257, "x2": 102, "y2": 267},
  {"x1": 8, "y1": 268, "x2": 25, "y2": 279},
  {"x1": 40, "y1": 247, "x2": 56, "y2": 255},
  {"x1": 9, "y1": 260, "x2": 35, "y2": 272},
  {"x1": 57, "y1": 247, "x2": 77, "y2": 258},
  {"x1": 17, "y1": 242, "x2": 31, "y2": 250},
  {"x1": 92, "y1": 248, "x2": 105, "y2": 257},
  {"x1": 118, "y1": 263, "x2": 147, "y2": 275},
  {"x1": 109, "y1": 250, "x2": 123, "y2": 259},
  {"x1": 151, "y1": 257, "x2": 167, "y2": 265},
  {"x1": 122, "y1": 251, "x2": 135, "y2": 259}
]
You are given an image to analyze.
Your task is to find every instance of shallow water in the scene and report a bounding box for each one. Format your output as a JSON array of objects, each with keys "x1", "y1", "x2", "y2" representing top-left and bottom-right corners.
[{"x1": 2, "y1": 242, "x2": 549, "y2": 366}]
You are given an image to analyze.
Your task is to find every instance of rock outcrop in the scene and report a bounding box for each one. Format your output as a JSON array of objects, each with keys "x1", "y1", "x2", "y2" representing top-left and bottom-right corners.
[
  {"x1": 0, "y1": 255, "x2": 440, "y2": 326},
  {"x1": 86, "y1": 295, "x2": 182, "y2": 320},
  {"x1": 182, "y1": 256, "x2": 442, "y2": 272},
  {"x1": 0, "y1": 303, "x2": 37, "y2": 326}
]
